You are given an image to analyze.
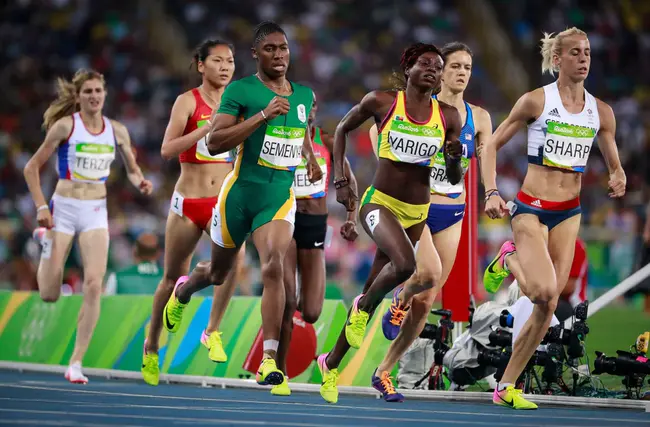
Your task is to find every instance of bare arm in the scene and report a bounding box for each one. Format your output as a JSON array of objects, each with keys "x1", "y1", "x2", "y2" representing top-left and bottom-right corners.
[
  {"x1": 113, "y1": 121, "x2": 151, "y2": 193},
  {"x1": 160, "y1": 93, "x2": 207, "y2": 160},
  {"x1": 333, "y1": 91, "x2": 386, "y2": 181},
  {"x1": 207, "y1": 112, "x2": 266, "y2": 155},
  {"x1": 23, "y1": 117, "x2": 72, "y2": 209},
  {"x1": 596, "y1": 99, "x2": 626, "y2": 198},
  {"x1": 472, "y1": 106, "x2": 493, "y2": 184},
  {"x1": 481, "y1": 89, "x2": 543, "y2": 191},
  {"x1": 440, "y1": 103, "x2": 463, "y2": 185},
  {"x1": 369, "y1": 123, "x2": 379, "y2": 158}
]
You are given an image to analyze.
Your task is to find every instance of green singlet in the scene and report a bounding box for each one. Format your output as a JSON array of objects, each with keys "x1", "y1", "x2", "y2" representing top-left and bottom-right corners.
[{"x1": 210, "y1": 75, "x2": 314, "y2": 248}]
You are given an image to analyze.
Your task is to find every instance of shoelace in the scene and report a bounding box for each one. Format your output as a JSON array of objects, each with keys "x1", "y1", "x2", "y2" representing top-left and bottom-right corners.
[
  {"x1": 380, "y1": 372, "x2": 397, "y2": 394},
  {"x1": 350, "y1": 310, "x2": 369, "y2": 331},
  {"x1": 324, "y1": 369, "x2": 339, "y2": 387},
  {"x1": 389, "y1": 304, "x2": 408, "y2": 326},
  {"x1": 208, "y1": 331, "x2": 223, "y2": 346},
  {"x1": 169, "y1": 300, "x2": 185, "y2": 323}
]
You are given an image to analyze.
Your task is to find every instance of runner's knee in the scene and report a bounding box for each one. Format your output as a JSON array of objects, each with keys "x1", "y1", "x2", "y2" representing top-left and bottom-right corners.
[
  {"x1": 261, "y1": 255, "x2": 284, "y2": 286},
  {"x1": 414, "y1": 265, "x2": 441, "y2": 292},
  {"x1": 527, "y1": 278, "x2": 557, "y2": 305},
  {"x1": 83, "y1": 276, "x2": 103, "y2": 301},
  {"x1": 412, "y1": 290, "x2": 436, "y2": 314},
  {"x1": 301, "y1": 304, "x2": 322, "y2": 324},
  {"x1": 38, "y1": 272, "x2": 62, "y2": 302},
  {"x1": 393, "y1": 251, "x2": 416, "y2": 284},
  {"x1": 40, "y1": 288, "x2": 60, "y2": 303}
]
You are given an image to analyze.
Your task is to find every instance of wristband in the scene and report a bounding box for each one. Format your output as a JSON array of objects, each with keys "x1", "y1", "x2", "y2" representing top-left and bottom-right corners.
[
  {"x1": 37, "y1": 205, "x2": 49, "y2": 212},
  {"x1": 333, "y1": 177, "x2": 349, "y2": 189},
  {"x1": 484, "y1": 190, "x2": 500, "y2": 201},
  {"x1": 260, "y1": 110, "x2": 268, "y2": 122}
]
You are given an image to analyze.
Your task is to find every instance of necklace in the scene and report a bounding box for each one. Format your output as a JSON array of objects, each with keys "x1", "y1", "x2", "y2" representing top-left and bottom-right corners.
[
  {"x1": 255, "y1": 73, "x2": 289, "y2": 93},
  {"x1": 199, "y1": 85, "x2": 218, "y2": 107}
]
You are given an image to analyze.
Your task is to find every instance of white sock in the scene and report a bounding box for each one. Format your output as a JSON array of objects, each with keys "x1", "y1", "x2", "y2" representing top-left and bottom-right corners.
[
  {"x1": 498, "y1": 382, "x2": 513, "y2": 392},
  {"x1": 503, "y1": 253, "x2": 512, "y2": 270},
  {"x1": 263, "y1": 339, "x2": 279, "y2": 353}
]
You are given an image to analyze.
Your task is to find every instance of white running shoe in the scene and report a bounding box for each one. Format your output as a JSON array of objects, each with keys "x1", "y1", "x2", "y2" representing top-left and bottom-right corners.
[{"x1": 65, "y1": 362, "x2": 88, "y2": 384}]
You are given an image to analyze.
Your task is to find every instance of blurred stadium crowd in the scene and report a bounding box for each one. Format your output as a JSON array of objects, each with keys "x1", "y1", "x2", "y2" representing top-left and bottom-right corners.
[{"x1": 0, "y1": 0, "x2": 648, "y2": 302}]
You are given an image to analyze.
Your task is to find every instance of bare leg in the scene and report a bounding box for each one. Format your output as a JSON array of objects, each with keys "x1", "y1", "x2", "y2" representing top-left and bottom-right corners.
[
  {"x1": 70, "y1": 228, "x2": 109, "y2": 364},
  {"x1": 145, "y1": 213, "x2": 201, "y2": 354},
  {"x1": 378, "y1": 220, "x2": 462, "y2": 373},
  {"x1": 252, "y1": 220, "x2": 295, "y2": 360},
  {"x1": 36, "y1": 229, "x2": 74, "y2": 302},
  {"x1": 206, "y1": 244, "x2": 247, "y2": 334},
  {"x1": 277, "y1": 239, "x2": 298, "y2": 374}
]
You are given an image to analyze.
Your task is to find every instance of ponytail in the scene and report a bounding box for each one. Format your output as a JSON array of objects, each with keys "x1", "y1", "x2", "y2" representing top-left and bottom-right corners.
[
  {"x1": 42, "y1": 78, "x2": 77, "y2": 130},
  {"x1": 540, "y1": 27, "x2": 588, "y2": 77},
  {"x1": 42, "y1": 69, "x2": 105, "y2": 130}
]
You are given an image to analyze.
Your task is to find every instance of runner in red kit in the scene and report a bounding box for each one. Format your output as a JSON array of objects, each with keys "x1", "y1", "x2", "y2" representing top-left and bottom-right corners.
[{"x1": 141, "y1": 39, "x2": 244, "y2": 386}]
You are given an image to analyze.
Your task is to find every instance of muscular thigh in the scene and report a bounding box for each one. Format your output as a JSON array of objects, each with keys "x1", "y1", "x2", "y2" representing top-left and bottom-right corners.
[
  {"x1": 548, "y1": 214, "x2": 581, "y2": 294},
  {"x1": 414, "y1": 224, "x2": 441, "y2": 284},
  {"x1": 511, "y1": 214, "x2": 554, "y2": 294},
  {"x1": 359, "y1": 203, "x2": 421, "y2": 265},
  {"x1": 163, "y1": 212, "x2": 203, "y2": 278}
]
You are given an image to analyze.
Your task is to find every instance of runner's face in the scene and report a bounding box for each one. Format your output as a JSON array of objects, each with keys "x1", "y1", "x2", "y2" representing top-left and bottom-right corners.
[
  {"x1": 199, "y1": 45, "x2": 235, "y2": 88},
  {"x1": 254, "y1": 32, "x2": 290, "y2": 78},
  {"x1": 407, "y1": 51, "x2": 444, "y2": 91},
  {"x1": 77, "y1": 78, "x2": 106, "y2": 115},
  {"x1": 558, "y1": 35, "x2": 590, "y2": 82},
  {"x1": 442, "y1": 51, "x2": 472, "y2": 93}
]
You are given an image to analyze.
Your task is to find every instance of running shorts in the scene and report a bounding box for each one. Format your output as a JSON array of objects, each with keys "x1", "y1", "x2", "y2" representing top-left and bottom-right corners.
[{"x1": 210, "y1": 174, "x2": 296, "y2": 248}]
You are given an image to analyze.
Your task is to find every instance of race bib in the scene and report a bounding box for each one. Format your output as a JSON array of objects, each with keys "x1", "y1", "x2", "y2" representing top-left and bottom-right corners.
[
  {"x1": 543, "y1": 121, "x2": 595, "y2": 172},
  {"x1": 170, "y1": 191, "x2": 184, "y2": 217},
  {"x1": 258, "y1": 125, "x2": 305, "y2": 170},
  {"x1": 293, "y1": 157, "x2": 327, "y2": 199},
  {"x1": 387, "y1": 120, "x2": 443, "y2": 165},
  {"x1": 429, "y1": 145, "x2": 469, "y2": 197},
  {"x1": 73, "y1": 143, "x2": 115, "y2": 181},
  {"x1": 195, "y1": 119, "x2": 231, "y2": 162}
]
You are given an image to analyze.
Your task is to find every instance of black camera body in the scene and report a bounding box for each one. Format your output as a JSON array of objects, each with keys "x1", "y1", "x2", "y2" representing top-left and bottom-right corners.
[{"x1": 592, "y1": 349, "x2": 650, "y2": 398}]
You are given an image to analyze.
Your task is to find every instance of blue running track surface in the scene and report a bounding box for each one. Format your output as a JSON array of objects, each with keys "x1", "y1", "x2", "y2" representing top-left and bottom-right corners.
[{"x1": 0, "y1": 371, "x2": 647, "y2": 426}]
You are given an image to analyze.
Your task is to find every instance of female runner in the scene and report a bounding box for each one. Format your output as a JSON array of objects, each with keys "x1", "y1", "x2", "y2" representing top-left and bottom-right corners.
[
  {"x1": 141, "y1": 39, "x2": 244, "y2": 386},
  {"x1": 482, "y1": 28, "x2": 626, "y2": 409},
  {"x1": 24, "y1": 69, "x2": 153, "y2": 384},
  {"x1": 368, "y1": 42, "x2": 493, "y2": 402},
  {"x1": 271, "y1": 94, "x2": 359, "y2": 396},
  {"x1": 317, "y1": 43, "x2": 463, "y2": 404}
]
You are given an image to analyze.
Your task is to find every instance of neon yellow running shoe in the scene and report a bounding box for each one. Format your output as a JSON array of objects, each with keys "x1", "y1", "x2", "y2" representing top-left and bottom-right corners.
[
  {"x1": 317, "y1": 353, "x2": 339, "y2": 404},
  {"x1": 345, "y1": 294, "x2": 369, "y2": 349},
  {"x1": 493, "y1": 385, "x2": 538, "y2": 410},
  {"x1": 256, "y1": 357, "x2": 284, "y2": 386},
  {"x1": 483, "y1": 241, "x2": 515, "y2": 294},
  {"x1": 270, "y1": 376, "x2": 291, "y2": 396},
  {"x1": 141, "y1": 341, "x2": 159, "y2": 386},
  {"x1": 201, "y1": 329, "x2": 227, "y2": 363},
  {"x1": 163, "y1": 277, "x2": 188, "y2": 333}
]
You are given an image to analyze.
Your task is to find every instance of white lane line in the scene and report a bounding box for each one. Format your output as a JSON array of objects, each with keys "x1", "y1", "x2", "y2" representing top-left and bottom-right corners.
[
  {"x1": 0, "y1": 409, "x2": 336, "y2": 427},
  {"x1": 0, "y1": 385, "x2": 646, "y2": 424}
]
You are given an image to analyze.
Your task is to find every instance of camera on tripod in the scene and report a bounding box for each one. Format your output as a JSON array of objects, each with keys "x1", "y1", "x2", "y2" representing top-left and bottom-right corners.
[
  {"x1": 413, "y1": 309, "x2": 454, "y2": 390},
  {"x1": 592, "y1": 331, "x2": 650, "y2": 399}
]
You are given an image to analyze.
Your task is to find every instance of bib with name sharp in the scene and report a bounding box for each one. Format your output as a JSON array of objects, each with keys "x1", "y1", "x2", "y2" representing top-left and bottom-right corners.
[{"x1": 543, "y1": 121, "x2": 596, "y2": 172}]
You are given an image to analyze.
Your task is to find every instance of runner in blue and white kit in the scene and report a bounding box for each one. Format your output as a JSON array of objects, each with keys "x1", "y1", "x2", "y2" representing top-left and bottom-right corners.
[{"x1": 23, "y1": 69, "x2": 153, "y2": 384}]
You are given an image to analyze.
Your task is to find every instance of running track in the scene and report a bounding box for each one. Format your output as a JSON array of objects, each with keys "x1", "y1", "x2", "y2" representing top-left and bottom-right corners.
[{"x1": 0, "y1": 371, "x2": 647, "y2": 427}]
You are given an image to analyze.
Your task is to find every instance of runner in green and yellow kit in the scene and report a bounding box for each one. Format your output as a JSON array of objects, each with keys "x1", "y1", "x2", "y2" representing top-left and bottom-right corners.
[{"x1": 162, "y1": 21, "x2": 323, "y2": 387}]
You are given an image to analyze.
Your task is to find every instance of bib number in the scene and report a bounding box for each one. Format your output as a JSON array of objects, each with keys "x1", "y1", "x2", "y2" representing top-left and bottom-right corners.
[
  {"x1": 73, "y1": 143, "x2": 114, "y2": 181},
  {"x1": 293, "y1": 161, "x2": 327, "y2": 198},
  {"x1": 387, "y1": 121, "x2": 443, "y2": 165},
  {"x1": 170, "y1": 192, "x2": 184, "y2": 217},
  {"x1": 258, "y1": 125, "x2": 305, "y2": 170},
  {"x1": 542, "y1": 121, "x2": 595, "y2": 171},
  {"x1": 365, "y1": 209, "x2": 380, "y2": 235},
  {"x1": 195, "y1": 119, "x2": 230, "y2": 162}
]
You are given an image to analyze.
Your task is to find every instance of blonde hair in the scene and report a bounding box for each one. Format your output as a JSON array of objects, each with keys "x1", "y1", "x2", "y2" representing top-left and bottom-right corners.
[
  {"x1": 540, "y1": 27, "x2": 588, "y2": 76},
  {"x1": 42, "y1": 69, "x2": 105, "y2": 130}
]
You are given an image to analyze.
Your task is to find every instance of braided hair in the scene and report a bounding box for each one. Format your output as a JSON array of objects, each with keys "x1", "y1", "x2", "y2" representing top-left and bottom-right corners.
[
  {"x1": 253, "y1": 21, "x2": 286, "y2": 47},
  {"x1": 391, "y1": 42, "x2": 443, "y2": 90}
]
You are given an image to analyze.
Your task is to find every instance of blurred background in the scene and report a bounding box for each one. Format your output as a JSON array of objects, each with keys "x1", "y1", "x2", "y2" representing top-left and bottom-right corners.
[{"x1": 0, "y1": 0, "x2": 649, "y2": 313}]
